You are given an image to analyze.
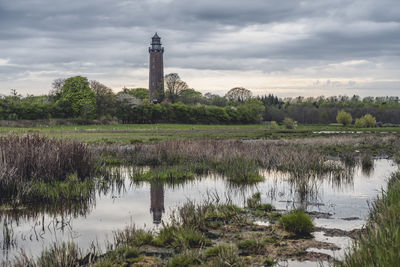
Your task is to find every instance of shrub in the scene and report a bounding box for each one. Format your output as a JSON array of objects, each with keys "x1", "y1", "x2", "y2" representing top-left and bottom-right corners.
[
  {"x1": 283, "y1": 117, "x2": 297, "y2": 129},
  {"x1": 355, "y1": 114, "x2": 376, "y2": 128},
  {"x1": 362, "y1": 114, "x2": 376, "y2": 127},
  {"x1": 354, "y1": 118, "x2": 366, "y2": 128},
  {"x1": 269, "y1": 121, "x2": 279, "y2": 130},
  {"x1": 279, "y1": 210, "x2": 314, "y2": 236},
  {"x1": 336, "y1": 110, "x2": 353, "y2": 126}
]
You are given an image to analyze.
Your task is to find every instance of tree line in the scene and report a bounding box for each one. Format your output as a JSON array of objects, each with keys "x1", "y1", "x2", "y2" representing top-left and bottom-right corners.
[{"x1": 1, "y1": 75, "x2": 399, "y2": 125}]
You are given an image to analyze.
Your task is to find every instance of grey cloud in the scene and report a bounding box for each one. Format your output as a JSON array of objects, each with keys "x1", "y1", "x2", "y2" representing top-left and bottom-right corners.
[{"x1": 0, "y1": 0, "x2": 399, "y2": 95}]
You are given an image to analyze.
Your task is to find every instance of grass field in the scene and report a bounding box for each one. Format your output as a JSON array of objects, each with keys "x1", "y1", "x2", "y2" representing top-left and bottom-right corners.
[{"x1": 1, "y1": 123, "x2": 399, "y2": 144}]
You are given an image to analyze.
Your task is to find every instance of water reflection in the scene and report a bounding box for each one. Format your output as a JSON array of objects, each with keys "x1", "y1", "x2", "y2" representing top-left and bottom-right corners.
[
  {"x1": 0, "y1": 159, "x2": 397, "y2": 261},
  {"x1": 150, "y1": 183, "x2": 164, "y2": 224}
]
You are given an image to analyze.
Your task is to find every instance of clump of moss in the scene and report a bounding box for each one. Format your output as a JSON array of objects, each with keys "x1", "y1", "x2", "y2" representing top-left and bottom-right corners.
[{"x1": 279, "y1": 210, "x2": 314, "y2": 236}]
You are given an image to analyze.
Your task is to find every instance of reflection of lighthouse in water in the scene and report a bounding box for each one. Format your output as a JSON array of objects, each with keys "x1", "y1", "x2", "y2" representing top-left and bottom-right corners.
[{"x1": 150, "y1": 183, "x2": 165, "y2": 224}]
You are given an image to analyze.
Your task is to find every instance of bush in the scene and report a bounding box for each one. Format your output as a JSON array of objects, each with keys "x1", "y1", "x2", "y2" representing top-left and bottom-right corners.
[
  {"x1": 355, "y1": 114, "x2": 376, "y2": 128},
  {"x1": 354, "y1": 117, "x2": 366, "y2": 128},
  {"x1": 269, "y1": 121, "x2": 279, "y2": 130},
  {"x1": 336, "y1": 110, "x2": 353, "y2": 126},
  {"x1": 363, "y1": 114, "x2": 376, "y2": 127},
  {"x1": 282, "y1": 117, "x2": 297, "y2": 129},
  {"x1": 279, "y1": 210, "x2": 314, "y2": 236}
]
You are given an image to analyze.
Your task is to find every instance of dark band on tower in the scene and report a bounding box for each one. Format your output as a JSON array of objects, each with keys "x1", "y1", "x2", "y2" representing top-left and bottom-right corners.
[{"x1": 148, "y1": 33, "x2": 164, "y2": 102}]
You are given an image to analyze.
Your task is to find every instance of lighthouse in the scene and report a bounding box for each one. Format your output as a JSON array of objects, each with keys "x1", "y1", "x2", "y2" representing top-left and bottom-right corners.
[{"x1": 148, "y1": 33, "x2": 164, "y2": 102}]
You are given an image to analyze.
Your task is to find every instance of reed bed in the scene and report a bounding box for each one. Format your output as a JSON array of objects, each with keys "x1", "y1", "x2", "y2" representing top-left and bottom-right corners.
[
  {"x1": 0, "y1": 135, "x2": 93, "y2": 182},
  {"x1": 0, "y1": 135, "x2": 95, "y2": 206},
  {"x1": 99, "y1": 139, "x2": 356, "y2": 185}
]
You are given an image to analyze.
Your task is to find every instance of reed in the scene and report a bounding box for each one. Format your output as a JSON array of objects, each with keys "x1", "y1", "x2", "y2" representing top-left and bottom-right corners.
[
  {"x1": 100, "y1": 139, "x2": 357, "y2": 182},
  {"x1": 0, "y1": 135, "x2": 96, "y2": 207},
  {"x1": 0, "y1": 135, "x2": 93, "y2": 182},
  {"x1": 339, "y1": 171, "x2": 400, "y2": 266}
]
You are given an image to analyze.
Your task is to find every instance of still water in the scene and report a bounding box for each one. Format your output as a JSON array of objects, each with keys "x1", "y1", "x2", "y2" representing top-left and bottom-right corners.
[{"x1": 0, "y1": 159, "x2": 397, "y2": 262}]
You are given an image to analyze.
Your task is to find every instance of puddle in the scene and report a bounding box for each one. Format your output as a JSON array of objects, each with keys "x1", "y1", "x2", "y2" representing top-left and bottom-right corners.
[
  {"x1": 309, "y1": 231, "x2": 352, "y2": 259},
  {"x1": 0, "y1": 159, "x2": 397, "y2": 262}
]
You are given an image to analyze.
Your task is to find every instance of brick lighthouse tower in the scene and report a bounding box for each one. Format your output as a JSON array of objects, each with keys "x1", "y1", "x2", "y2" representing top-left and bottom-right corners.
[{"x1": 148, "y1": 33, "x2": 164, "y2": 102}]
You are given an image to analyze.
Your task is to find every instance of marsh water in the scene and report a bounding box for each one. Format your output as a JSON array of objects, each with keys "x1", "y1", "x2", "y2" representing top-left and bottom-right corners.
[{"x1": 0, "y1": 159, "x2": 397, "y2": 263}]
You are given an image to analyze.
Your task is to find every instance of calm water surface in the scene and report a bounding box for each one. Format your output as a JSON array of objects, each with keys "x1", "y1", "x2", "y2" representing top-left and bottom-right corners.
[{"x1": 0, "y1": 159, "x2": 397, "y2": 262}]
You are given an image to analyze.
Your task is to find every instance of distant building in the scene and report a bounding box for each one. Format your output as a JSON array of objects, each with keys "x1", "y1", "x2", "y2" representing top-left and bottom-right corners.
[{"x1": 148, "y1": 33, "x2": 164, "y2": 102}]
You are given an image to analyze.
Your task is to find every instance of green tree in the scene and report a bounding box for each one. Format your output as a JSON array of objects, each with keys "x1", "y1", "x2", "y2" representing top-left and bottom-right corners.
[
  {"x1": 123, "y1": 87, "x2": 149, "y2": 100},
  {"x1": 57, "y1": 76, "x2": 96, "y2": 119},
  {"x1": 363, "y1": 114, "x2": 376, "y2": 127},
  {"x1": 355, "y1": 114, "x2": 376, "y2": 128},
  {"x1": 178, "y1": 89, "x2": 203, "y2": 105},
  {"x1": 90, "y1": 80, "x2": 116, "y2": 118},
  {"x1": 336, "y1": 110, "x2": 352, "y2": 126}
]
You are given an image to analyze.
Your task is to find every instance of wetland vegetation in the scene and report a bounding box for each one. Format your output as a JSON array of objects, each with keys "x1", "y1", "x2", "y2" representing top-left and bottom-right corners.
[{"x1": 0, "y1": 127, "x2": 399, "y2": 266}]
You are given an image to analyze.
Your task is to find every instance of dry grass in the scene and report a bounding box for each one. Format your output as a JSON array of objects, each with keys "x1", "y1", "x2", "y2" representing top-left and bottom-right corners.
[{"x1": 0, "y1": 134, "x2": 93, "y2": 182}]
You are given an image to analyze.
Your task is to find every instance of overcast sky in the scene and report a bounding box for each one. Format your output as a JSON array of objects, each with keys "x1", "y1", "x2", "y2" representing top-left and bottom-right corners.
[{"x1": 0, "y1": 0, "x2": 399, "y2": 97}]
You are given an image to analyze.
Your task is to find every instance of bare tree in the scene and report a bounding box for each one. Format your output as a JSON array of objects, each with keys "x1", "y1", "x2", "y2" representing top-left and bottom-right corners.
[
  {"x1": 164, "y1": 73, "x2": 189, "y2": 103},
  {"x1": 49, "y1": 78, "x2": 66, "y2": 100},
  {"x1": 225, "y1": 87, "x2": 252, "y2": 102}
]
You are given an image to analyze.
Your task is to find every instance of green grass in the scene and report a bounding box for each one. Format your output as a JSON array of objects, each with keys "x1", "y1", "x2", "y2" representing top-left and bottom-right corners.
[
  {"x1": 247, "y1": 192, "x2": 275, "y2": 212},
  {"x1": 279, "y1": 210, "x2": 314, "y2": 236},
  {"x1": 154, "y1": 225, "x2": 210, "y2": 249},
  {"x1": 1, "y1": 123, "x2": 399, "y2": 144},
  {"x1": 204, "y1": 245, "x2": 233, "y2": 258},
  {"x1": 339, "y1": 171, "x2": 400, "y2": 266},
  {"x1": 236, "y1": 239, "x2": 264, "y2": 254},
  {"x1": 131, "y1": 166, "x2": 196, "y2": 184},
  {"x1": 168, "y1": 250, "x2": 201, "y2": 267}
]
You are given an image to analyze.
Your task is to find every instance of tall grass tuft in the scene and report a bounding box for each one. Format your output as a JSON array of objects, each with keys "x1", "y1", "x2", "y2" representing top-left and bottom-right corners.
[
  {"x1": 279, "y1": 210, "x2": 314, "y2": 236},
  {"x1": 13, "y1": 242, "x2": 92, "y2": 267}
]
